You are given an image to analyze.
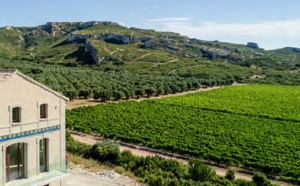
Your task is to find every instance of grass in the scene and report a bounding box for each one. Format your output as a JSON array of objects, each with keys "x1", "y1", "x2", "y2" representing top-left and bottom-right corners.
[
  {"x1": 67, "y1": 152, "x2": 139, "y2": 181},
  {"x1": 67, "y1": 152, "x2": 112, "y2": 172}
]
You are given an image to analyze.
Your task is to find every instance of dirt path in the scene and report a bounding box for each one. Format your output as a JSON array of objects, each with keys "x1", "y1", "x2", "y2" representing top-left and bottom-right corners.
[
  {"x1": 154, "y1": 58, "x2": 179, "y2": 66},
  {"x1": 136, "y1": 52, "x2": 152, "y2": 60},
  {"x1": 69, "y1": 131, "x2": 292, "y2": 186}
]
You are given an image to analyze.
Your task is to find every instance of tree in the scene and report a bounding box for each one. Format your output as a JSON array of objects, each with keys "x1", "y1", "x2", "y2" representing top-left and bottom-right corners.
[
  {"x1": 113, "y1": 91, "x2": 125, "y2": 101},
  {"x1": 135, "y1": 88, "x2": 145, "y2": 99},
  {"x1": 252, "y1": 172, "x2": 271, "y2": 186},
  {"x1": 163, "y1": 85, "x2": 172, "y2": 95},
  {"x1": 79, "y1": 89, "x2": 92, "y2": 99},
  {"x1": 100, "y1": 90, "x2": 112, "y2": 102},
  {"x1": 145, "y1": 87, "x2": 156, "y2": 97},
  {"x1": 192, "y1": 82, "x2": 201, "y2": 89},
  {"x1": 156, "y1": 87, "x2": 165, "y2": 96},
  {"x1": 170, "y1": 85, "x2": 180, "y2": 93},
  {"x1": 64, "y1": 90, "x2": 78, "y2": 101},
  {"x1": 186, "y1": 82, "x2": 193, "y2": 90},
  {"x1": 178, "y1": 83, "x2": 187, "y2": 92},
  {"x1": 91, "y1": 141, "x2": 120, "y2": 164},
  {"x1": 225, "y1": 168, "x2": 235, "y2": 181},
  {"x1": 93, "y1": 89, "x2": 102, "y2": 100},
  {"x1": 188, "y1": 158, "x2": 216, "y2": 182}
]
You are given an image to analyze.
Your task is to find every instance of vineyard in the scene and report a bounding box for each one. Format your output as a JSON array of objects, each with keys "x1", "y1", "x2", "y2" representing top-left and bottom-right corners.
[{"x1": 66, "y1": 84, "x2": 300, "y2": 182}]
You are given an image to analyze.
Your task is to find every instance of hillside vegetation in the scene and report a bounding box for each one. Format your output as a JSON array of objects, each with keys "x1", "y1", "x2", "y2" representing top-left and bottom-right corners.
[
  {"x1": 0, "y1": 22, "x2": 300, "y2": 100},
  {"x1": 66, "y1": 85, "x2": 300, "y2": 182}
]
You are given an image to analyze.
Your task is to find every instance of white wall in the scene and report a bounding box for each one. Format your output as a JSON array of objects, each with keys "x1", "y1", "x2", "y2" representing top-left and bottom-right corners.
[{"x1": 0, "y1": 74, "x2": 67, "y2": 186}]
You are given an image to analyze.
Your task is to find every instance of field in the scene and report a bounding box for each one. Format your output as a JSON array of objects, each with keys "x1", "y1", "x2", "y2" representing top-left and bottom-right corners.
[{"x1": 66, "y1": 84, "x2": 300, "y2": 181}]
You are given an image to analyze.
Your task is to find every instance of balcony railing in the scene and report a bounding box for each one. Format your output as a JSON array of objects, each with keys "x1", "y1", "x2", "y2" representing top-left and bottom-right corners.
[
  {"x1": 1, "y1": 160, "x2": 68, "y2": 186},
  {"x1": 0, "y1": 118, "x2": 61, "y2": 136}
]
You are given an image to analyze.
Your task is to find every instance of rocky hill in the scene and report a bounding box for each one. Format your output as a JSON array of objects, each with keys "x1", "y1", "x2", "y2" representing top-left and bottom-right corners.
[
  {"x1": 0, "y1": 21, "x2": 300, "y2": 99},
  {"x1": 1, "y1": 21, "x2": 299, "y2": 70}
]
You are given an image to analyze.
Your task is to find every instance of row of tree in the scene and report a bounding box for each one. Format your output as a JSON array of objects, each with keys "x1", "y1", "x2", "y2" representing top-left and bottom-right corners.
[{"x1": 63, "y1": 79, "x2": 233, "y2": 101}]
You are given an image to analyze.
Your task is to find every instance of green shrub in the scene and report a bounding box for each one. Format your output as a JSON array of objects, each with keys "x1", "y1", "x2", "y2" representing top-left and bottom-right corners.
[
  {"x1": 252, "y1": 172, "x2": 271, "y2": 186},
  {"x1": 188, "y1": 158, "x2": 216, "y2": 182},
  {"x1": 225, "y1": 168, "x2": 236, "y2": 181},
  {"x1": 91, "y1": 141, "x2": 120, "y2": 164}
]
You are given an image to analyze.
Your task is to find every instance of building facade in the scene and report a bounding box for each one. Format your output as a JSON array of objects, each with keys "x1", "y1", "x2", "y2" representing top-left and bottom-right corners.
[{"x1": 0, "y1": 70, "x2": 68, "y2": 186}]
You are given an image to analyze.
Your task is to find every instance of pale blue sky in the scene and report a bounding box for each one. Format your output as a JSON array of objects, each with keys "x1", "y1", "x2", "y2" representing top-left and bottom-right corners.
[{"x1": 1, "y1": 0, "x2": 300, "y2": 49}]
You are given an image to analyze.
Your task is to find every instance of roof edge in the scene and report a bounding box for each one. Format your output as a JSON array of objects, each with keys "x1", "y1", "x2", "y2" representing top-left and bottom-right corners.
[
  {"x1": 0, "y1": 69, "x2": 17, "y2": 84},
  {"x1": 15, "y1": 70, "x2": 69, "y2": 101}
]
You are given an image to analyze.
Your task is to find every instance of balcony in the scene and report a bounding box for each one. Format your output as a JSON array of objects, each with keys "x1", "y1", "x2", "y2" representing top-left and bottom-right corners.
[
  {"x1": 0, "y1": 119, "x2": 61, "y2": 144},
  {"x1": 1, "y1": 160, "x2": 68, "y2": 186}
]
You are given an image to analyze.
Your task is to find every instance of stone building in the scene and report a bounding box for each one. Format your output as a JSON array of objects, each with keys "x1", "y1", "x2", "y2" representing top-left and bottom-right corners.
[{"x1": 0, "y1": 69, "x2": 68, "y2": 186}]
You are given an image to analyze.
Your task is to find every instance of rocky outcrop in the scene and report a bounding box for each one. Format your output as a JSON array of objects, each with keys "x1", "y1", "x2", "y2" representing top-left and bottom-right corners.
[
  {"x1": 69, "y1": 32, "x2": 152, "y2": 44},
  {"x1": 255, "y1": 52, "x2": 264, "y2": 56},
  {"x1": 185, "y1": 44, "x2": 197, "y2": 49},
  {"x1": 85, "y1": 42, "x2": 101, "y2": 64},
  {"x1": 292, "y1": 47, "x2": 300, "y2": 52},
  {"x1": 96, "y1": 33, "x2": 152, "y2": 44},
  {"x1": 141, "y1": 41, "x2": 180, "y2": 51},
  {"x1": 163, "y1": 45, "x2": 180, "y2": 52},
  {"x1": 235, "y1": 48, "x2": 242, "y2": 54},
  {"x1": 190, "y1": 38, "x2": 208, "y2": 45},
  {"x1": 68, "y1": 33, "x2": 92, "y2": 42},
  {"x1": 42, "y1": 21, "x2": 121, "y2": 35},
  {"x1": 42, "y1": 22, "x2": 72, "y2": 35},
  {"x1": 24, "y1": 30, "x2": 49, "y2": 46},
  {"x1": 247, "y1": 42, "x2": 259, "y2": 49},
  {"x1": 141, "y1": 42, "x2": 159, "y2": 49},
  {"x1": 4, "y1": 26, "x2": 13, "y2": 30},
  {"x1": 161, "y1": 38, "x2": 176, "y2": 44},
  {"x1": 200, "y1": 47, "x2": 245, "y2": 62},
  {"x1": 201, "y1": 48, "x2": 230, "y2": 59},
  {"x1": 97, "y1": 33, "x2": 134, "y2": 44}
]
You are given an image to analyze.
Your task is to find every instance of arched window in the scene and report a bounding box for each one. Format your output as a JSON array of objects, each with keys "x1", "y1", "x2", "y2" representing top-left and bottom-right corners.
[
  {"x1": 40, "y1": 138, "x2": 49, "y2": 172},
  {"x1": 6, "y1": 143, "x2": 27, "y2": 182},
  {"x1": 40, "y1": 104, "x2": 48, "y2": 119}
]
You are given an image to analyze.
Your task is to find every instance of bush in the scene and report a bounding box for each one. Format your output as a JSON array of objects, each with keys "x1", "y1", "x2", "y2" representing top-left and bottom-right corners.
[
  {"x1": 66, "y1": 132, "x2": 92, "y2": 158},
  {"x1": 188, "y1": 158, "x2": 216, "y2": 182},
  {"x1": 225, "y1": 168, "x2": 236, "y2": 181},
  {"x1": 91, "y1": 141, "x2": 120, "y2": 164},
  {"x1": 116, "y1": 150, "x2": 138, "y2": 170},
  {"x1": 252, "y1": 172, "x2": 271, "y2": 186}
]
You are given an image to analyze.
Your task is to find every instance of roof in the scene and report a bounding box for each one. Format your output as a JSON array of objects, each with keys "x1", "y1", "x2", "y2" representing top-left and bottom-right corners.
[
  {"x1": 0, "y1": 69, "x2": 69, "y2": 101},
  {"x1": 0, "y1": 69, "x2": 16, "y2": 83}
]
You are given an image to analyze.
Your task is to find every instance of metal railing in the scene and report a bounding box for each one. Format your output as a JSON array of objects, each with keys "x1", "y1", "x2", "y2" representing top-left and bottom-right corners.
[
  {"x1": 1, "y1": 160, "x2": 67, "y2": 186},
  {"x1": 0, "y1": 118, "x2": 61, "y2": 136}
]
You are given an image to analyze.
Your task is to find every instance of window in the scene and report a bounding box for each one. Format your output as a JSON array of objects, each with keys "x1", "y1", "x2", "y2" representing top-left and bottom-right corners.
[
  {"x1": 40, "y1": 138, "x2": 49, "y2": 172},
  {"x1": 12, "y1": 107, "x2": 21, "y2": 123},
  {"x1": 40, "y1": 104, "x2": 48, "y2": 119},
  {"x1": 6, "y1": 143, "x2": 26, "y2": 183}
]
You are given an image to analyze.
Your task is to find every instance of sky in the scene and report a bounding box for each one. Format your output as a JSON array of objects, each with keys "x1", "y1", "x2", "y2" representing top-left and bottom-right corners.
[{"x1": 1, "y1": 0, "x2": 300, "y2": 50}]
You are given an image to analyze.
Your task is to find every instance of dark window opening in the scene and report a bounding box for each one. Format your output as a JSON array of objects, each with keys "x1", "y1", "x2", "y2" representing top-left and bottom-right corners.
[
  {"x1": 12, "y1": 107, "x2": 21, "y2": 123},
  {"x1": 40, "y1": 104, "x2": 48, "y2": 119}
]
